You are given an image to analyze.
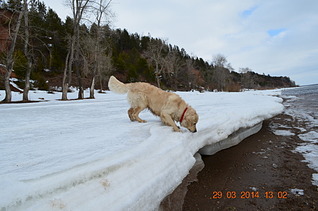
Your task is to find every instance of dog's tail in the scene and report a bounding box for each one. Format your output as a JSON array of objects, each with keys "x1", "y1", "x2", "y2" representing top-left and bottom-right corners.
[{"x1": 108, "y1": 76, "x2": 128, "y2": 94}]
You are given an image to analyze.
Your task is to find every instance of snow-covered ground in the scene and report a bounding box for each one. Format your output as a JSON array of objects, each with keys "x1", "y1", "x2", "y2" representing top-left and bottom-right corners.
[{"x1": 0, "y1": 89, "x2": 283, "y2": 210}]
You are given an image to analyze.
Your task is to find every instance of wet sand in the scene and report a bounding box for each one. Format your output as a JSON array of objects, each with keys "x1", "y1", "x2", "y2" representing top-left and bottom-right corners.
[{"x1": 182, "y1": 114, "x2": 318, "y2": 210}]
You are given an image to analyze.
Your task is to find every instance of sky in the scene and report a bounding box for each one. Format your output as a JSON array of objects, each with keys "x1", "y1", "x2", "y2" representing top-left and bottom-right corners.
[{"x1": 42, "y1": 0, "x2": 318, "y2": 85}]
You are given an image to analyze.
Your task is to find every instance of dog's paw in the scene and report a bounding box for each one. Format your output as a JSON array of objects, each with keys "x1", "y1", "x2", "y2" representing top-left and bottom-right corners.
[
  {"x1": 173, "y1": 127, "x2": 182, "y2": 132},
  {"x1": 138, "y1": 119, "x2": 147, "y2": 123}
]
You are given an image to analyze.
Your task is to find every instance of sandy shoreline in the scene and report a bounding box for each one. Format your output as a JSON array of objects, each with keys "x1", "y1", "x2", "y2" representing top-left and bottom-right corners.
[{"x1": 161, "y1": 114, "x2": 318, "y2": 210}]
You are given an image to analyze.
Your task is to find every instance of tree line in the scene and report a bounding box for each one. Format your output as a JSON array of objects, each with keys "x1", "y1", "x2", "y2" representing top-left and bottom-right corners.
[{"x1": 0, "y1": 0, "x2": 296, "y2": 102}]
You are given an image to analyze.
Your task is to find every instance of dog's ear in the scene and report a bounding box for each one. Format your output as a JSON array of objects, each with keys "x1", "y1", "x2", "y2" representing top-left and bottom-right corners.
[{"x1": 187, "y1": 107, "x2": 199, "y2": 120}]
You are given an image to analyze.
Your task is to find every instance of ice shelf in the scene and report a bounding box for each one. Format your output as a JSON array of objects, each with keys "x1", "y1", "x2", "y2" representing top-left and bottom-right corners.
[{"x1": 199, "y1": 122, "x2": 263, "y2": 155}]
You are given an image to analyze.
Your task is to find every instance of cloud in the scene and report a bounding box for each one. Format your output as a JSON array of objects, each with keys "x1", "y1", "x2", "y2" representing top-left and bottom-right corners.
[{"x1": 44, "y1": 0, "x2": 318, "y2": 85}]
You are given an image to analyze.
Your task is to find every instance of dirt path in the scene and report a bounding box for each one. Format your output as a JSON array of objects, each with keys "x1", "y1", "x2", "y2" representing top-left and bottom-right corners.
[{"x1": 182, "y1": 114, "x2": 318, "y2": 210}]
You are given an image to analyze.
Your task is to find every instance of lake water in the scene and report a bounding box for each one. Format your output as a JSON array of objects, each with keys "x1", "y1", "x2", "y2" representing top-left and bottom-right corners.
[{"x1": 282, "y1": 84, "x2": 318, "y2": 186}]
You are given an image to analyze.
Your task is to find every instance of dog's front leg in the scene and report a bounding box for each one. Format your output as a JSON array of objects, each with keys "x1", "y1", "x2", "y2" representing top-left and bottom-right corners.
[{"x1": 160, "y1": 112, "x2": 181, "y2": 132}]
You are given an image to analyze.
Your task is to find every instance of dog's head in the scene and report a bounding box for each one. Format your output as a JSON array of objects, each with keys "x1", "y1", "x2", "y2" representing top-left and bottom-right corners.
[{"x1": 180, "y1": 107, "x2": 199, "y2": 133}]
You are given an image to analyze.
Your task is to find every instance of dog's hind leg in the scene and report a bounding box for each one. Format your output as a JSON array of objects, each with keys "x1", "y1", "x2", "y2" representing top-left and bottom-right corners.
[
  {"x1": 133, "y1": 106, "x2": 147, "y2": 123},
  {"x1": 128, "y1": 107, "x2": 147, "y2": 123},
  {"x1": 128, "y1": 108, "x2": 136, "y2": 121},
  {"x1": 127, "y1": 92, "x2": 147, "y2": 123}
]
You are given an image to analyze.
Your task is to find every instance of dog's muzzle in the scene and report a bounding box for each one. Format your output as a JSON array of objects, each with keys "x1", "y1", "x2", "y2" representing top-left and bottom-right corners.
[{"x1": 190, "y1": 128, "x2": 197, "y2": 133}]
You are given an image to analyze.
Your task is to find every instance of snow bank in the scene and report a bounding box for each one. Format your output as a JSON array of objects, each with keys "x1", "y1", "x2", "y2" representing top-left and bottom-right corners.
[{"x1": 0, "y1": 89, "x2": 283, "y2": 210}]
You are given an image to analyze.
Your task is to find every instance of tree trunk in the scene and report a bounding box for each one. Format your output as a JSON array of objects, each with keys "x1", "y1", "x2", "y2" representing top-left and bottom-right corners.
[
  {"x1": 156, "y1": 73, "x2": 160, "y2": 88},
  {"x1": 75, "y1": 59, "x2": 84, "y2": 99},
  {"x1": 77, "y1": 80, "x2": 84, "y2": 99},
  {"x1": 99, "y1": 76, "x2": 103, "y2": 93},
  {"x1": 62, "y1": 81, "x2": 68, "y2": 100},
  {"x1": 62, "y1": 51, "x2": 70, "y2": 100},
  {"x1": 23, "y1": 0, "x2": 32, "y2": 102},
  {"x1": 3, "y1": 5, "x2": 24, "y2": 102},
  {"x1": 62, "y1": 66, "x2": 69, "y2": 100},
  {"x1": 3, "y1": 69, "x2": 12, "y2": 102},
  {"x1": 23, "y1": 61, "x2": 32, "y2": 101},
  {"x1": 90, "y1": 76, "x2": 95, "y2": 98},
  {"x1": 62, "y1": 41, "x2": 74, "y2": 100},
  {"x1": 155, "y1": 62, "x2": 161, "y2": 88}
]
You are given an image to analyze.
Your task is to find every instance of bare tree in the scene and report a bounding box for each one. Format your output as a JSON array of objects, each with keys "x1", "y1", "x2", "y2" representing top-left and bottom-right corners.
[
  {"x1": 99, "y1": 51, "x2": 112, "y2": 92},
  {"x1": 2, "y1": 3, "x2": 24, "y2": 102},
  {"x1": 62, "y1": 0, "x2": 91, "y2": 100},
  {"x1": 213, "y1": 67, "x2": 230, "y2": 91},
  {"x1": 240, "y1": 67, "x2": 256, "y2": 89},
  {"x1": 81, "y1": 34, "x2": 95, "y2": 96},
  {"x1": 82, "y1": 28, "x2": 112, "y2": 98},
  {"x1": 212, "y1": 54, "x2": 228, "y2": 68},
  {"x1": 142, "y1": 38, "x2": 166, "y2": 88},
  {"x1": 185, "y1": 58, "x2": 195, "y2": 88},
  {"x1": 211, "y1": 54, "x2": 233, "y2": 91},
  {"x1": 239, "y1": 67, "x2": 252, "y2": 74},
  {"x1": 164, "y1": 46, "x2": 181, "y2": 80},
  {"x1": 88, "y1": 0, "x2": 112, "y2": 98},
  {"x1": 62, "y1": 42, "x2": 72, "y2": 100}
]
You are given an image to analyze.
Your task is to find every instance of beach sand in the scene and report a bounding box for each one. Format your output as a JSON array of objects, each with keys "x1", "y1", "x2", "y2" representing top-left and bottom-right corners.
[{"x1": 161, "y1": 114, "x2": 318, "y2": 210}]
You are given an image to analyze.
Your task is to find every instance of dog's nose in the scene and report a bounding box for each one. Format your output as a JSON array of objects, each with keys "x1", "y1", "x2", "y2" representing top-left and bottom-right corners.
[{"x1": 192, "y1": 129, "x2": 197, "y2": 133}]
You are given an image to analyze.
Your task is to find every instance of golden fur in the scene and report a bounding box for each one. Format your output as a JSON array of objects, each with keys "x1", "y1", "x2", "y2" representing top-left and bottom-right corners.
[{"x1": 108, "y1": 76, "x2": 199, "y2": 132}]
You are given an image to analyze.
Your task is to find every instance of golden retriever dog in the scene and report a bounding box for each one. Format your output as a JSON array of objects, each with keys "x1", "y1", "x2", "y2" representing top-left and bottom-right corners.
[{"x1": 108, "y1": 76, "x2": 199, "y2": 133}]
